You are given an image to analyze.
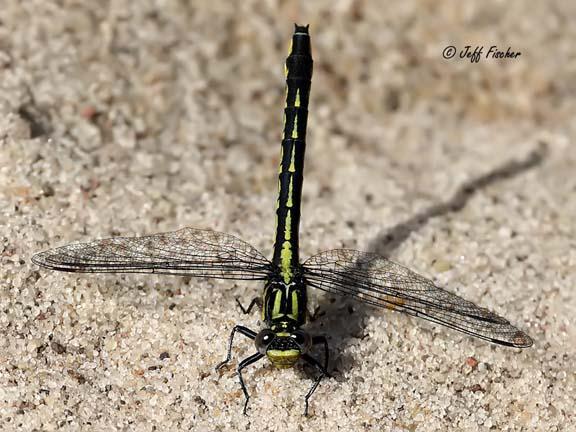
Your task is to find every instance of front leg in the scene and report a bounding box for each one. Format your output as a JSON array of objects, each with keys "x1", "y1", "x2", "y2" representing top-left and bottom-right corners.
[
  {"x1": 237, "y1": 352, "x2": 264, "y2": 415},
  {"x1": 301, "y1": 336, "x2": 331, "y2": 416},
  {"x1": 215, "y1": 325, "x2": 257, "y2": 370}
]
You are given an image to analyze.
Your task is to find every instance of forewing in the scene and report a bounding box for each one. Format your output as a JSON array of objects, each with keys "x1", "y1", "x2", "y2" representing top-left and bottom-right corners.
[
  {"x1": 32, "y1": 227, "x2": 272, "y2": 280},
  {"x1": 303, "y1": 249, "x2": 532, "y2": 347}
]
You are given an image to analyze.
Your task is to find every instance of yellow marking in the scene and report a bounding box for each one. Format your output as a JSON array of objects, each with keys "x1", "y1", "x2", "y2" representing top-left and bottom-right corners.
[
  {"x1": 284, "y1": 63, "x2": 288, "y2": 77},
  {"x1": 276, "y1": 332, "x2": 290, "y2": 337},
  {"x1": 288, "y1": 144, "x2": 296, "y2": 172},
  {"x1": 284, "y1": 209, "x2": 291, "y2": 240},
  {"x1": 268, "y1": 349, "x2": 298, "y2": 358},
  {"x1": 383, "y1": 295, "x2": 406, "y2": 311},
  {"x1": 286, "y1": 176, "x2": 293, "y2": 207},
  {"x1": 272, "y1": 289, "x2": 282, "y2": 318},
  {"x1": 278, "y1": 145, "x2": 284, "y2": 173},
  {"x1": 276, "y1": 178, "x2": 281, "y2": 241},
  {"x1": 288, "y1": 39, "x2": 293, "y2": 55},
  {"x1": 261, "y1": 290, "x2": 267, "y2": 321},
  {"x1": 288, "y1": 291, "x2": 299, "y2": 320},
  {"x1": 274, "y1": 174, "x2": 280, "y2": 240},
  {"x1": 291, "y1": 113, "x2": 298, "y2": 138},
  {"x1": 267, "y1": 349, "x2": 300, "y2": 368},
  {"x1": 280, "y1": 241, "x2": 293, "y2": 283},
  {"x1": 295, "y1": 89, "x2": 301, "y2": 107}
]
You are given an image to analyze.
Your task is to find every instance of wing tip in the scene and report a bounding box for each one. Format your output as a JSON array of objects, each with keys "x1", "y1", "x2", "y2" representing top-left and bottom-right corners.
[
  {"x1": 32, "y1": 250, "x2": 80, "y2": 272},
  {"x1": 31, "y1": 251, "x2": 48, "y2": 268},
  {"x1": 31, "y1": 252, "x2": 68, "y2": 272},
  {"x1": 513, "y1": 331, "x2": 534, "y2": 348},
  {"x1": 492, "y1": 330, "x2": 533, "y2": 348}
]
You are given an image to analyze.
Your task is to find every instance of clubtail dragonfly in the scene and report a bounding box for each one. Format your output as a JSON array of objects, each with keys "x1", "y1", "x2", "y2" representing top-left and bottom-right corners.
[{"x1": 32, "y1": 24, "x2": 533, "y2": 416}]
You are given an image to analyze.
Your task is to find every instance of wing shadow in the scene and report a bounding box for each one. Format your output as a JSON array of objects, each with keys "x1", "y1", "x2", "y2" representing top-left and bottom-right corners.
[{"x1": 307, "y1": 142, "x2": 548, "y2": 374}]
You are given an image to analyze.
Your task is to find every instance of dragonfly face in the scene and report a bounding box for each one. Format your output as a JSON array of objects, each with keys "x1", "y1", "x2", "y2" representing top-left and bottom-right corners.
[{"x1": 255, "y1": 328, "x2": 312, "y2": 369}]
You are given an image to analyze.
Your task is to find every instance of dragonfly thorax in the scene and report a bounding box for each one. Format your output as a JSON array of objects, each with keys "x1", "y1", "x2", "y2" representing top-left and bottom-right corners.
[{"x1": 262, "y1": 274, "x2": 307, "y2": 328}]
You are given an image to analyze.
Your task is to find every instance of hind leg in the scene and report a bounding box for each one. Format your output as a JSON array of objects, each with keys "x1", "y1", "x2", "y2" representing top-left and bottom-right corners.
[{"x1": 235, "y1": 297, "x2": 262, "y2": 315}]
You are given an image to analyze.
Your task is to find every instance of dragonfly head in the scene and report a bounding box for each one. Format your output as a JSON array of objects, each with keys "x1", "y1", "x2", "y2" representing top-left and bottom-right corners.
[{"x1": 255, "y1": 328, "x2": 312, "y2": 369}]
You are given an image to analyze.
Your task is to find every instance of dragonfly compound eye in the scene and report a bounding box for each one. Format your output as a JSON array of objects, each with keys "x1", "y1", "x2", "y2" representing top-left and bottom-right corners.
[
  {"x1": 290, "y1": 330, "x2": 312, "y2": 352},
  {"x1": 255, "y1": 329, "x2": 276, "y2": 354}
]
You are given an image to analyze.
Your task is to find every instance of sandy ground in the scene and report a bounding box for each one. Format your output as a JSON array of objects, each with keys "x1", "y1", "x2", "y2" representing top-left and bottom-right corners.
[{"x1": 1, "y1": 1, "x2": 575, "y2": 431}]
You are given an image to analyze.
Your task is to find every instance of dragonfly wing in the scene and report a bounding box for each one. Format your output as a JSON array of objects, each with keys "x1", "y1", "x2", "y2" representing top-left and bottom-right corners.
[
  {"x1": 32, "y1": 227, "x2": 273, "y2": 280},
  {"x1": 303, "y1": 249, "x2": 532, "y2": 347}
]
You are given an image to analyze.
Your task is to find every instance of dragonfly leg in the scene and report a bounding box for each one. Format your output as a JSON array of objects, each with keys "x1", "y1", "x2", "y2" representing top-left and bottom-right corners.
[
  {"x1": 307, "y1": 305, "x2": 324, "y2": 322},
  {"x1": 235, "y1": 297, "x2": 262, "y2": 315},
  {"x1": 301, "y1": 352, "x2": 330, "y2": 416},
  {"x1": 215, "y1": 325, "x2": 257, "y2": 370},
  {"x1": 312, "y1": 335, "x2": 330, "y2": 372},
  {"x1": 237, "y1": 352, "x2": 264, "y2": 415}
]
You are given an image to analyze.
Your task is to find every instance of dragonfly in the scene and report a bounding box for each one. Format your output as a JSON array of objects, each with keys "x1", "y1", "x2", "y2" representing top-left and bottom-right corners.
[{"x1": 32, "y1": 24, "x2": 533, "y2": 416}]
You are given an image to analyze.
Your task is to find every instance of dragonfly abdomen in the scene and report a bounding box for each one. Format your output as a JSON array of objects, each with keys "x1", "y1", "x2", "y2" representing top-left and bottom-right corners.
[{"x1": 272, "y1": 25, "x2": 313, "y2": 284}]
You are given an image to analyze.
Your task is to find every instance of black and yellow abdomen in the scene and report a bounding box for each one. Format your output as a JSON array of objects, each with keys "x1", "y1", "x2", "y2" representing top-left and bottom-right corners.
[
  {"x1": 272, "y1": 25, "x2": 313, "y2": 285},
  {"x1": 263, "y1": 25, "x2": 313, "y2": 331}
]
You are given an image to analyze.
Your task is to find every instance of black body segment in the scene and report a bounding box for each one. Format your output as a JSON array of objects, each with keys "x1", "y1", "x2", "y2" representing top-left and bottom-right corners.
[
  {"x1": 272, "y1": 24, "x2": 313, "y2": 284},
  {"x1": 262, "y1": 278, "x2": 308, "y2": 328}
]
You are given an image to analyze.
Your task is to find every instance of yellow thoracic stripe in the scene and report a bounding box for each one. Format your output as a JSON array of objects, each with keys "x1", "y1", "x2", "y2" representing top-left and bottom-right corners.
[
  {"x1": 295, "y1": 89, "x2": 300, "y2": 107},
  {"x1": 272, "y1": 289, "x2": 282, "y2": 317},
  {"x1": 288, "y1": 290, "x2": 298, "y2": 320}
]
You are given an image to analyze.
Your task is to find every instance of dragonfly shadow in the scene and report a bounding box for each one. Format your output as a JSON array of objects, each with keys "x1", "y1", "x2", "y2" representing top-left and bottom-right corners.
[{"x1": 309, "y1": 141, "x2": 548, "y2": 374}]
